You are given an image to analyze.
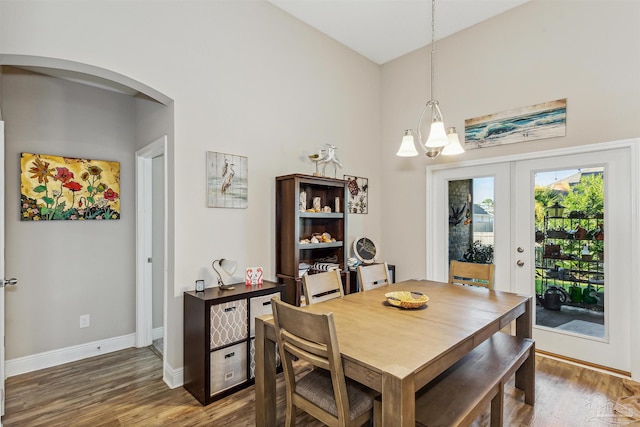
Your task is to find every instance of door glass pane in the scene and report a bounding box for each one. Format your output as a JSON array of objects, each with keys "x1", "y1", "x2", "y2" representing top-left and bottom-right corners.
[
  {"x1": 534, "y1": 168, "x2": 605, "y2": 338},
  {"x1": 448, "y1": 178, "x2": 494, "y2": 265}
]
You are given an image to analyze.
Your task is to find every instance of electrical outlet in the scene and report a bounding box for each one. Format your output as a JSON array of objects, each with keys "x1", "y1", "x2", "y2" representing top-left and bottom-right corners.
[{"x1": 79, "y1": 314, "x2": 90, "y2": 328}]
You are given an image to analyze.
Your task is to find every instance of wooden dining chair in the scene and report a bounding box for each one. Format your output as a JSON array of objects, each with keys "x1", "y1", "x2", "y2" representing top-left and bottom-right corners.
[
  {"x1": 357, "y1": 262, "x2": 391, "y2": 292},
  {"x1": 302, "y1": 269, "x2": 344, "y2": 305},
  {"x1": 270, "y1": 298, "x2": 379, "y2": 427},
  {"x1": 449, "y1": 260, "x2": 495, "y2": 290}
]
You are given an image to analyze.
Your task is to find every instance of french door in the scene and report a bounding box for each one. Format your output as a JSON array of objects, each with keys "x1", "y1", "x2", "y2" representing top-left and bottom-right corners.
[
  {"x1": 427, "y1": 143, "x2": 636, "y2": 374},
  {"x1": 513, "y1": 148, "x2": 631, "y2": 372}
]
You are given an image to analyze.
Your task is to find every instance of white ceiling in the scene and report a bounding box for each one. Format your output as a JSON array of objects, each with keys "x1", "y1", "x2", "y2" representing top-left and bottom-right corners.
[{"x1": 267, "y1": 0, "x2": 530, "y2": 65}]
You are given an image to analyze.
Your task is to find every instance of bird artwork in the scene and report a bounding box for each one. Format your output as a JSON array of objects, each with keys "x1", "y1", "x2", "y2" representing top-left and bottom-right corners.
[
  {"x1": 308, "y1": 153, "x2": 322, "y2": 176},
  {"x1": 316, "y1": 144, "x2": 343, "y2": 178},
  {"x1": 449, "y1": 202, "x2": 467, "y2": 226},
  {"x1": 221, "y1": 159, "x2": 235, "y2": 194}
]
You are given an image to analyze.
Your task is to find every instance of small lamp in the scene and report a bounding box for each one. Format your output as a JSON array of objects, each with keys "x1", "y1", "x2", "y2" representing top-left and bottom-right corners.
[
  {"x1": 545, "y1": 202, "x2": 565, "y2": 218},
  {"x1": 212, "y1": 258, "x2": 238, "y2": 290}
]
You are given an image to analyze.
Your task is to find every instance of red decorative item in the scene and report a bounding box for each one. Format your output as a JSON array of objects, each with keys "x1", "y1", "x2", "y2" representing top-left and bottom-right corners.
[{"x1": 245, "y1": 267, "x2": 264, "y2": 286}]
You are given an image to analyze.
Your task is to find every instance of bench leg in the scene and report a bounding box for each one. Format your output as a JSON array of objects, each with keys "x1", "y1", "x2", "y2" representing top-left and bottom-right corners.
[
  {"x1": 373, "y1": 396, "x2": 382, "y2": 427},
  {"x1": 515, "y1": 343, "x2": 536, "y2": 405},
  {"x1": 490, "y1": 382, "x2": 504, "y2": 427}
]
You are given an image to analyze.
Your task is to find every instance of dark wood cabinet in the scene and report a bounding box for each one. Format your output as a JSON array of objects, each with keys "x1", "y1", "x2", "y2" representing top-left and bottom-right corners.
[
  {"x1": 275, "y1": 174, "x2": 349, "y2": 305},
  {"x1": 183, "y1": 281, "x2": 283, "y2": 405}
]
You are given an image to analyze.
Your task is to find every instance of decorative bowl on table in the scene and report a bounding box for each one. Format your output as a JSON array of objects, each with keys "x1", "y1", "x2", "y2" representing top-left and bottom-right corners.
[{"x1": 385, "y1": 291, "x2": 429, "y2": 309}]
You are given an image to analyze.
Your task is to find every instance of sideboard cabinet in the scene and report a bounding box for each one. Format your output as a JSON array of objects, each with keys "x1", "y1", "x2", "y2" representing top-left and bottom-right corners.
[{"x1": 183, "y1": 281, "x2": 283, "y2": 405}]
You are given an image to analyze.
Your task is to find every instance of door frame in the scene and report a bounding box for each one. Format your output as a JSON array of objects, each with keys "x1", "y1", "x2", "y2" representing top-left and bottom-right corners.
[
  {"x1": 426, "y1": 139, "x2": 640, "y2": 381},
  {"x1": 1, "y1": 121, "x2": 6, "y2": 423},
  {"x1": 135, "y1": 136, "x2": 168, "y2": 349}
]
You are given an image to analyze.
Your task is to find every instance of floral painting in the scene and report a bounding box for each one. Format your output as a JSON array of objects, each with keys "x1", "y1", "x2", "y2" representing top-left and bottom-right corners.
[
  {"x1": 344, "y1": 175, "x2": 368, "y2": 214},
  {"x1": 207, "y1": 151, "x2": 248, "y2": 208},
  {"x1": 21, "y1": 153, "x2": 120, "y2": 221}
]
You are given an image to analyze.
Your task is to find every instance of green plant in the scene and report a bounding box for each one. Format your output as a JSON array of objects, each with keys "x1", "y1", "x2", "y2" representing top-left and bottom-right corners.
[{"x1": 463, "y1": 241, "x2": 494, "y2": 264}]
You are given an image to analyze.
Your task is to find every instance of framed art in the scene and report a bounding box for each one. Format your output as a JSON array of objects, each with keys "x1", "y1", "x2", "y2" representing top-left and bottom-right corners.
[
  {"x1": 20, "y1": 152, "x2": 120, "y2": 221},
  {"x1": 353, "y1": 236, "x2": 378, "y2": 264},
  {"x1": 464, "y1": 98, "x2": 566, "y2": 149},
  {"x1": 207, "y1": 151, "x2": 248, "y2": 208},
  {"x1": 245, "y1": 267, "x2": 264, "y2": 286},
  {"x1": 344, "y1": 175, "x2": 368, "y2": 214}
]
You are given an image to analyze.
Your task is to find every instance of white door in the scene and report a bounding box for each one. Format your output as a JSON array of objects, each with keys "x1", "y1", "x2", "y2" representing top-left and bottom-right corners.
[
  {"x1": 513, "y1": 148, "x2": 631, "y2": 373},
  {"x1": 428, "y1": 144, "x2": 636, "y2": 373}
]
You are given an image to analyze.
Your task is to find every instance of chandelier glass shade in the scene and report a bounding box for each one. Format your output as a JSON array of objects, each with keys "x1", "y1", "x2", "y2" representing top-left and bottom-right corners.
[{"x1": 396, "y1": 130, "x2": 420, "y2": 157}]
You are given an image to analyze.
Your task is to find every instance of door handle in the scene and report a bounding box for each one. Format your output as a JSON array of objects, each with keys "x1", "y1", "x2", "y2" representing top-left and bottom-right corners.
[
  {"x1": 517, "y1": 247, "x2": 524, "y2": 253},
  {"x1": 516, "y1": 260, "x2": 524, "y2": 267},
  {"x1": 1, "y1": 278, "x2": 18, "y2": 287}
]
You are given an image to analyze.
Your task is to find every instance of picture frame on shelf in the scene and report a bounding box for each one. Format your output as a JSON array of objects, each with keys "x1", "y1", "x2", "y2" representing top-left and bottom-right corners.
[
  {"x1": 353, "y1": 236, "x2": 378, "y2": 264},
  {"x1": 245, "y1": 267, "x2": 264, "y2": 285}
]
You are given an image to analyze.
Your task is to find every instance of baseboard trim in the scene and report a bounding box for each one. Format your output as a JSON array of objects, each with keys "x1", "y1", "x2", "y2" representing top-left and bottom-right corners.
[
  {"x1": 6, "y1": 333, "x2": 136, "y2": 377},
  {"x1": 163, "y1": 362, "x2": 183, "y2": 389},
  {"x1": 152, "y1": 326, "x2": 164, "y2": 341},
  {"x1": 536, "y1": 349, "x2": 631, "y2": 378}
]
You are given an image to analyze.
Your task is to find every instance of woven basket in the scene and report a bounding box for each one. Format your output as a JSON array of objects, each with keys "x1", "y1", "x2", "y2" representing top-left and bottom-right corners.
[{"x1": 385, "y1": 291, "x2": 429, "y2": 309}]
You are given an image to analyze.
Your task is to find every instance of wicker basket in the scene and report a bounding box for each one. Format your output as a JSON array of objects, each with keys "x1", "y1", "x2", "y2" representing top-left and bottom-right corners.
[{"x1": 385, "y1": 291, "x2": 429, "y2": 309}]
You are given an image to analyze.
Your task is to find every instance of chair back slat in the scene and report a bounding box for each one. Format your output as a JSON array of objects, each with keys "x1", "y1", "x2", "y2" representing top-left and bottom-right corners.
[
  {"x1": 449, "y1": 260, "x2": 495, "y2": 290},
  {"x1": 357, "y1": 262, "x2": 391, "y2": 291},
  {"x1": 303, "y1": 269, "x2": 344, "y2": 304}
]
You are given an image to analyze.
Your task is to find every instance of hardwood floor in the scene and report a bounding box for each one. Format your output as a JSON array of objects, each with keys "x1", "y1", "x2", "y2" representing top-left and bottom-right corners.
[{"x1": 3, "y1": 347, "x2": 638, "y2": 426}]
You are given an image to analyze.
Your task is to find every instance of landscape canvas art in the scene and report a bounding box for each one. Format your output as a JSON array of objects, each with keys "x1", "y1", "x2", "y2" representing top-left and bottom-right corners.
[
  {"x1": 464, "y1": 98, "x2": 567, "y2": 149},
  {"x1": 21, "y1": 153, "x2": 120, "y2": 221},
  {"x1": 207, "y1": 151, "x2": 248, "y2": 208}
]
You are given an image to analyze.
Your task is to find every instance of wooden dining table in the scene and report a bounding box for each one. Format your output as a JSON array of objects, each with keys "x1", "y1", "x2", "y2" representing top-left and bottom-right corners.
[{"x1": 254, "y1": 279, "x2": 534, "y2": 426}]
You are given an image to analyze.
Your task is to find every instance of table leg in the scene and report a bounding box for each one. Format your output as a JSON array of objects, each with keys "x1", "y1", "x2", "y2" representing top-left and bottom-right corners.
[
  {"x1": 382, "y1": 369, "x2": 415, "y2": 426},
  {"x1": 515, "y1": 296, "x2": 535, "y2": 404},
  {"x1": 255, "y1": 316, "x2": 277, "y2": 427}
]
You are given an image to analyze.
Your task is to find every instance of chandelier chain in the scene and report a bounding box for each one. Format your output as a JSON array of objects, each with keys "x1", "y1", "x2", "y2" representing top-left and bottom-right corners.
[{"x1": 430, "y1": 0, "x2": 436, "y2": 103}]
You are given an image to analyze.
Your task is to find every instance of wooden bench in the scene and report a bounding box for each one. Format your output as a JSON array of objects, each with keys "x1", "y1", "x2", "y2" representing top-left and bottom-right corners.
[{"x1": 414, "y1": 332, "x2": 535, "y2": 427}]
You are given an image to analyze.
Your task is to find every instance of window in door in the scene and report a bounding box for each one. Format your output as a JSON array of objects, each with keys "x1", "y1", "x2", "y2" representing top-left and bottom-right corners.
[
  {"x1": 448, "y1": 177, "x2": 494, "y2": 265},
  {"x1": 534, "y1": 168, "x2": 605, "y2": 338}
]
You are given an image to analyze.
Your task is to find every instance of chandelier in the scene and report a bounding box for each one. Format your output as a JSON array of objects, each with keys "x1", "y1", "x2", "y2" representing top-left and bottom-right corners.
[{"x1": 396, "y1": 0, "x2": 464, "y2": 158}]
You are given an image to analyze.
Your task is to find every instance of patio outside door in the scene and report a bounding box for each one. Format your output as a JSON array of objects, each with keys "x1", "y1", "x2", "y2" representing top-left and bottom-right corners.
[{"x1": 428, "y1": 145, "x2": 633, "y2": 373}]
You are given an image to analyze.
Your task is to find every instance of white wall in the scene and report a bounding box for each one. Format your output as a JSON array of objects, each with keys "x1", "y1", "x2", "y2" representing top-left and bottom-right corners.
[
  {"x1": 0, "y1": 0, "x2": 382, "y2": 371},
  {"x1": 381, "y1": 0, "x2": 640, "y2": 281},
  {"x1": 2, "y1": 67, "x2": 137, "y2": 359}
]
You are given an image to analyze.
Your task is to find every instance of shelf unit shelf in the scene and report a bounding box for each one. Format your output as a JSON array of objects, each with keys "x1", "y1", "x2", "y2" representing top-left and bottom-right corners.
[{"x1": 535, "y1": 213, "x2": 604, "y2": 307}]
